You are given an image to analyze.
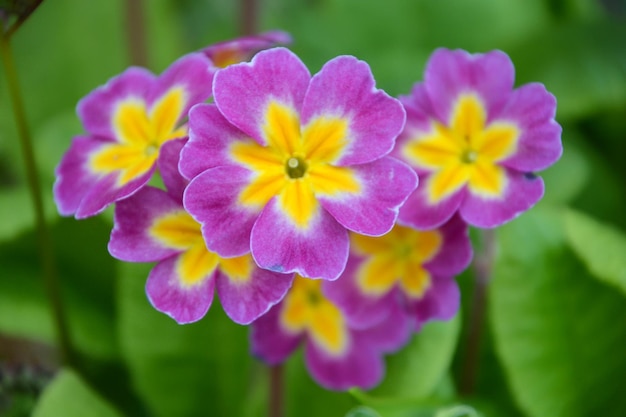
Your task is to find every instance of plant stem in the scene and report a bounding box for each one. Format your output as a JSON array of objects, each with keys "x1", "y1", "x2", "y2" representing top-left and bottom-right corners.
[
  {"x1": 0, "y1": 34, "x2": 74, "y2": 367},
  {"x1": 125, "y1": 0, "x2": 149, "y2": 67},
  {"x1": 269, "y1": 364, "x2": 284, "y2": 417},
  {"x1": 240, "y1": 0, "x2": 258, "y2": 36},
  {"x1": 459, "y1": 228, "x2": 496, "y2": 395}
]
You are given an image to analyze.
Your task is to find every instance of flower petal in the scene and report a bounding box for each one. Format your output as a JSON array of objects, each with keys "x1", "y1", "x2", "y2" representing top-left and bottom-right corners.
[
  {"x1": 301, "y1": 55, "x2": 406, "y2": 165},
  {"x1": 183, "y1": 165, "x2": 259, "y2": 257},
  {"x1": 250, "y1": 198, "x2": 349, "y2": 280},
  {"x1": 202, "y1": 30, "x2": 292, "y2": 68},
  {"x1": 213, "y1": 47, "x2": 311, "y2": 144},
  {"x1": 323, "y1": 255, "x2": 395, "y2": 329},
  {"x1": 182, "y1": 104, "x2": 253, "y2": 179},
  {"x1": 408, "y1": 276, "x2": 460, "y2": 331},
  {"x1": 145, "y1": 255, "x2": 216, "y2": 324},
  {"x1": 77, "y1": 68, "x2": 156, "y2": 140},
  {"x1": 54, "y1": 136, "x2": 105, "y2": 216},
  {"x1": 305, "y1": 331, "x2": 384, "y2": 390},
  {"x1": 460, "y1": 168, "x2": 544, "y2": 228},
  {"x1": 398, "y1": 172, "x2": 467, "y2": 230},
  {"x1": 425, "y1": 49, "x2": 514, "y2": 124},
  {"x1": 318, "y1": 157, "x2": 417, "y2": 236},
  {"x1": 359, "y1": 298, "x2": 413, "y2": 353},
  {"x1": 498, "y1": 83, "x2": 562, "y2": 172},
  {"x1": 109, "y1": 186, "x2": 184, "y2": 262},
  {"x1": 423, "y1": 214, "x2": 473, "y2": 277},
  {"x1": 250, "y1": 304, "x2": 303, "y2": 365},
  {"x1": 147, "y1": 52, "x2": 215, "y2": 119},
  {"x1": 53, "y1": 136, "x2": 155, "y2": 218},
  {"x1": 158, "y1": 138, "x2": 188, "y2": 201},
  {"x1": 215, "y1": 255, "x2": 294, "y2": 324},
  {"x1": 397, "y1": 83, "x2": 436, "y2": 135}
]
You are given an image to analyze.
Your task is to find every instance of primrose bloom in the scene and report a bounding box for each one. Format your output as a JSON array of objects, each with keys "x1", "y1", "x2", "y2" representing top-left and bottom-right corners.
[
  {"x1": 181, "y1": 47, "x2": 417, "y2": 280},
  {"x1": 108, "y1": 139, "x2": 294, "y2": 324},
  {"x1": 202, "y1": 30, "x2": 291, "y2": 68},
  {"x1": 395, "y1": 48, "x2": 562, "y2": 229},
  {"x1": 324, "y1": 215, "x2": 472, "y2": 331},
  {"x1": 251, "y1": 275, "x2": 412, "y2": 390},
  {"x1": 54, "y1": 53, "x2": 215, "y2": 218}
]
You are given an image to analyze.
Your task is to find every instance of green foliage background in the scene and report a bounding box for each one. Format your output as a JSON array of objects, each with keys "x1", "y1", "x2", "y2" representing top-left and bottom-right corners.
[{"x1": 0, "y1": 0, "x2": 624, "y2": 416}]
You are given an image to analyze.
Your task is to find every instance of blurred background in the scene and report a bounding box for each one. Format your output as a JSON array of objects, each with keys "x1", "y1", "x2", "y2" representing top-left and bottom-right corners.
[{"x1": 0, "y1": 1, "x2": 625, "y2": 416}]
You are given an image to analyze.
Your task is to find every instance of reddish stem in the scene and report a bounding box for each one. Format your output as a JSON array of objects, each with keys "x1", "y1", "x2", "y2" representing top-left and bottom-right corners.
[
  {"x1": 240, "y1": 0, "x2": 258, "y2": 36},
  {"x1": 459, "y1": 228, "x2": 496, "y2": 395},
  {"x1": 269, "y1": 364, "x2": 284, "y2": 417},
  {"x1": 125, "y1": 0, "x2": 149, "y2": 67}
]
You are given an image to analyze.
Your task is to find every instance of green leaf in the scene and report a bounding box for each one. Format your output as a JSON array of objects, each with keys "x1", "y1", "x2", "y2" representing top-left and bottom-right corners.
[
  {"x1": 346, "y1": 406, "x2": 383, "y2": 417},
  {"x1": 434, "y1": 405, "x2": 482, "y2": 417},
  {"x1": 32, "y1": 369, "x2": 122, "y2": 417},
  {"x1": 490, "y1": 206, "x2": 626, "y2": 417},
  {"x1": 283, "y1": 349, "x2": 357, "y2": 417},
  {"x1": 0, "y1": 216, "x2": 118, "y2": 359},
  {"x1": 539, "y1": 128, "x2": 589, "y2": 204},
  {"x1": 510, "y1": 20, "x2": 626, "y2": 121},
  {"x1": 368, "y1": 316, "x2": 461, "y2": 401},
  {"x1": 563, "y1": 208, "x2": 626, "y2": 295},
  {"x1": 117, "y1": 262, "x2": 256, "y2": 417}
]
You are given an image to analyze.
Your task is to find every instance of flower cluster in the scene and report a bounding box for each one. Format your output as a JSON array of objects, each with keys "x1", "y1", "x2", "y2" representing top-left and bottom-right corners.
[{"x1": 53, "y1": 31, "x2": 562, "y2": 390}]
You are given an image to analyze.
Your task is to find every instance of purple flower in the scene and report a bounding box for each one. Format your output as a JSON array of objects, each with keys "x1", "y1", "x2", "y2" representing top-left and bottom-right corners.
[
  {"x1": 54, "y1": 53, "x2": 215, "y2": 219},
  {"x1": 394, "y1": 48, "x2": 562, "y2": 229},
  {"x1": 251, "y1": 275, "x2": 412, "y2": 390},
  {"x1": 202, "y1": 30, "x2": 292, "y2": 68},
  {"x1": 108, "y1": 139, "x2": 294, "y2": 324},
  {"x1": 180, "y1": 47, "x2": 417, "y2": 280},
  {"x1": 324, "y1": 215, "x2": 472, "y2": 332}
]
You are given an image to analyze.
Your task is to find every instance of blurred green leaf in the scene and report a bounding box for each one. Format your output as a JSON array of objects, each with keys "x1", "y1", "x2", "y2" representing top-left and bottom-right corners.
[
  {"x1": 490, "y1": 206, "x2": 626, "y2": 417},
  {"x1": 0, "y1": 216, "x2": 118, "y2": 358},
  {"x1": 33, "y1": 111, "x2": 82, "y2": 184},
  {"x1": 346, "y1": 405, "x2": 383, "y2": 417},
  {"x1": 267, "y1": 0, "x2": 551, "y2": 97},
  {"x1": 510, "y1": 20, "x2": 626, "y2": 121},
  {"x1": 434, "y1": 405, "x2": 481, "y2": 417},
  {"x1": 368, "y1": 316, "x2": 461, "y2": 400},
  {"x1": 564, "y1": 208, "x2": 626, "y2": 295},
  {"x1": 117, "y1": 262, "x2": 256, "y2": 417},
  {"x1": 566, "y1": 126, "x2": 626, "y2": 229},
  {"x1": 283, "y1": 349, "x2": 357, "y2": 417},
  {"x1": 32, "y1": 369, "x2": 122, "y2": 417},
  {"x1": 540, "y1": 128, "x2": 589, "y2": 204}
]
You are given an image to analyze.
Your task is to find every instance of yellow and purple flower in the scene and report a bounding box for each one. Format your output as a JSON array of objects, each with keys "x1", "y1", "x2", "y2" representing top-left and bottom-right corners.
[
  {"x1": 324, "y1": 215, "x2": 472, "y2": 331},
  {"x1": 395, "y1": 48, "x2": 562, "y2": 229},
  {"x1": 202, "y1": 30, "x2": 292, "y2": 68},
  {"x1": 54, "y1": 53, "x2": 215, "y2": 218},
  {"x1": 251, "y1": 275, "x2": 412, "y2": 390},
  {"x1": 180, "y1": 47, "x2": 418, "y2": 280},
  {"x1": 108, "y1": 139, "x2": 294, "y2": 324}
]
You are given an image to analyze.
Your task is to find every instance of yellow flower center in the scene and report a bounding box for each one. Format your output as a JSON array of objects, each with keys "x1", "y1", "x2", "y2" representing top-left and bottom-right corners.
[
  {"x1": 230, "y1": 101, "x2": 362, "y2": 229},
  {"x1": 351, "y1": 224, "x2": 443, "y2": 299},
  {"x1": 89, "y1": 87, "x2": 187, "y2": 186},
  {"x1": 149, "y1": 210, "x2": 253, "y2": 287},
  {"x1": 279, "y1": 275, "x2": 348, "y2": 356},
  {"x1": 402, "y1": 93, "x2": 520, "y2": 203}
]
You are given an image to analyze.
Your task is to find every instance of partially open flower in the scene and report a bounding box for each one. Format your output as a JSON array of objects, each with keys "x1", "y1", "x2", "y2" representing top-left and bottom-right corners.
[{"x1": 202, "y1": 30, "x2": 292, "y2": 68}]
